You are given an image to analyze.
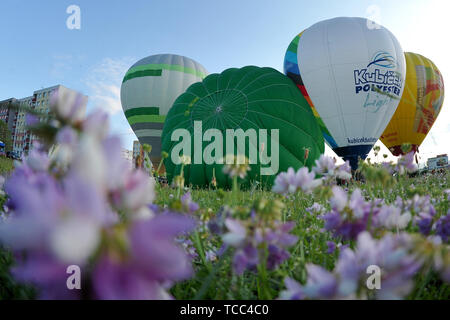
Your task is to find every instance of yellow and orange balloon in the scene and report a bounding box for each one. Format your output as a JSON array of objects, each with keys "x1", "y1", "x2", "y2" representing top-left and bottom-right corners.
[{"x1": 381, "y1": 52, "x2": 445, "y2": 156}]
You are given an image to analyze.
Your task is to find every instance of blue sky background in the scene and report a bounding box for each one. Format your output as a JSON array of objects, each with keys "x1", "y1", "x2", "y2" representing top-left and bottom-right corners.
[{"x1": 0, "y1": 0, "x2": 448, "y2": 164}]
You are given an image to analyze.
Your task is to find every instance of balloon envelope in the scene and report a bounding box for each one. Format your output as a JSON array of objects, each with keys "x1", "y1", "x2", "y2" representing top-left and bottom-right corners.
[
  {"x1": 380, "y1": 52, "x2": 445, "y2": 156},
  {"x1": 120, "y1": 54, "x2": 208, "y2": 166},
  {"x1": 161, "y1": 66, "x2": 324, "y2": 188},
  {"x1": 284, "y1": 17, "x2": 406, "y2": 169}
]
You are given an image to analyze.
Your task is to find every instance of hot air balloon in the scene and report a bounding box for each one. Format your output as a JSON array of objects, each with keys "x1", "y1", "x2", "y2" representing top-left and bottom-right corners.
[
  {"x1": 284, "y1": 17, "x2": 406, "y2": 169},
  {"x1": 380, "y1": 52, "x2": 445, "y2": 156},
  {"x1": 161, "y1": 66, "x2": 324, "y2": 188},
  {"x1": 120, "y1": 54, "x2": 208, "y2": 168}
]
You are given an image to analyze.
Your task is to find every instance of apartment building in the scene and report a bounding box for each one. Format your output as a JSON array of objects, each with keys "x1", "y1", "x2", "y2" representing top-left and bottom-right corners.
[{"x1": 0, "y1": 85, "x2": 84, "y2": 157}]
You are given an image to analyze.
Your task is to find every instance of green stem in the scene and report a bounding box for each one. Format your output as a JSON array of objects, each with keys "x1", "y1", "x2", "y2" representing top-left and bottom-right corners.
[
  {"x1": 232, "y1": 175, "x2": 238, "y2": 205},
  {"x1": 257, "y1": 244, "x2": 272, "y2": 300}
]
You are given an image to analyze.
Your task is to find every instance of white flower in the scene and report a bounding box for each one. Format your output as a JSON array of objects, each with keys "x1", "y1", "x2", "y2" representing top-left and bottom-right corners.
[
  {"x1": 50, "y1": 217, "x2": 100, "y2": 264},
  {"x1": 50, "y1": 86, "x2": 87, "y2": 124},
  {"x1": 72, "y1": 134, "x2": 106, "y2": 189}
]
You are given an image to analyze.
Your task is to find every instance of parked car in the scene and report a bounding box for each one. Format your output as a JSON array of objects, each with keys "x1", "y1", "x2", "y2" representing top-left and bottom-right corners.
[{"x1": 6, "y1": 151, "x2": 21, "y2": 160}]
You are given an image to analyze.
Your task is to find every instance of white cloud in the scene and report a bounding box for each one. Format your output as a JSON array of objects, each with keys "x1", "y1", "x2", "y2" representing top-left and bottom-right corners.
[{"x1": 84, "y1": 57, "x2": 135, "y2": 115}]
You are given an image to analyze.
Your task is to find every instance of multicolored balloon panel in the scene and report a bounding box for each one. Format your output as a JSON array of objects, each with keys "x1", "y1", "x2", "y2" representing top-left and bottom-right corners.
[
  {"x1": 284, "y1": 31, "x2": 338, "y2": 149},
  {"x1": 120, "y1": 54, "x2": 208, "y2": 165},
  {"x1": 380, "y1": 52, "x2": 445, "y2": 156}
]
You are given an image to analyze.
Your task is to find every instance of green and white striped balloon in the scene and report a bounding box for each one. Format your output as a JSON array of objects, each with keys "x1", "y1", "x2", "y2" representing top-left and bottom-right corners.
[{"x1": 120, "y1": 54, "x2": 208, "y2": 165}]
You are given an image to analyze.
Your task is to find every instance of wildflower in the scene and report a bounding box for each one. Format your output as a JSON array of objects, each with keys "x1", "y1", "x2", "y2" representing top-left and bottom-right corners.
[
  {"x1": 222, "y1": 217, "x2": 297, "y2": 275},
  {"x1": 313, "y1": 154, "x2": 336, "y2": 176},
  {"x1": 25, "y1": 113, "x2": 39, "y2": 126},
  {"x1": 180, "y1": 155, "x2": 191, "y2": 165},
  {"x1": 205, "y1": 250, "x2": 217, "y2": 262},
  {"x1": 322, "y1": 187, "x2": 369, "y2": 241},
  {"x1": 396, "y1": 151, "x2": 417, "y2": 174},
  {"x1": 181, "y1": 192, "x2": 200, "y2": 214},
  {"x1": 305, "y1": 202, "x2": 326, "y2": 215},
  {"x1": 335, "y1": 161, "x2": 352, "y2": 180},
  {"x1": 177, "y1": 238, "x2": 199, "y2": 260},
  {"x1": 280, "y1": 232, "x2": 423, "y2": 300},
  {"x1": 279, "y1": 277, "x2": 304, "y2": 300},
  {"x1": 415, "y1": 212, "x2": 434, "y2": 235},
  {"x1": 272, "y1": 167, "x2": 322, "y2": 194},
  {"x1": 0, "y1": 89, "x2": 196, "y2": 300},
  {"x1": 50, "y1": 86, "x2": 87, "y2": 124},
  {"x1": 374, "y1": 204, "x2": 411, "y2": 230},
  {"x1": 435, "y1": 212, "x2": 450, "y2": 243},
  {"x1": 326, "y1": 241, "x2": 336, "y2": 254},
  {"x1": 172, "y1": 175, "x2": 185, "y2": 189},
  {"x1": 445, "y1": 189, "x2": 450, "y2": 201},
  {"x1": 92, "y1": 214, "x2": 195, "y2": 300},
  {"x1": 222, "y1": 154, "x2": 250, "y2": 179},
  {"x1": 207, "y1": 205, "x2": 233, "y2": 235}
]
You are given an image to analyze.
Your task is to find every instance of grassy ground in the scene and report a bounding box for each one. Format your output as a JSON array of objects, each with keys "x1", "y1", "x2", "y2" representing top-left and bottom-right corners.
[
  {"x1": 155, "y1": 171, "x2": 450, "y2": 300},
  {"x1": 0, "y1": 156, "x2": 449, "y2": 300},
  {"x1": 0, "y1": 157, "x2": 14, "y2": 176}
]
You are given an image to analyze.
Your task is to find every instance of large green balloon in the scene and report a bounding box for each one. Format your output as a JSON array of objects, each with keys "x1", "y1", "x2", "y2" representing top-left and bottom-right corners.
[{"x1": 161, "y1": 66, "x2": 324, "y2": 188}]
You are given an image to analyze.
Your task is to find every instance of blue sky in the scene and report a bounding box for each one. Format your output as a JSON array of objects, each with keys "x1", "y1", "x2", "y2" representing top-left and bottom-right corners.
[{"x1": 0, "y1": 0, "x2": 449, "y2": 163}]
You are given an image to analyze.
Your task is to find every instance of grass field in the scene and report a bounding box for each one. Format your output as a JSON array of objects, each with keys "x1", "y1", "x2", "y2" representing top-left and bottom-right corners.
[{"x1": 1, "y1": 155, "x2": 449, "y2": 300}]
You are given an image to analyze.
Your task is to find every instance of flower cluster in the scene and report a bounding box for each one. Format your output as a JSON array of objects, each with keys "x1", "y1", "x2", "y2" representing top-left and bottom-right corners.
[
  {"x1": 0, "y1": 88, "x2": 194, "y2": 299},
  {"x1": 272, "y1": 167, "x2": 322, "y2": 195},
  {"x1": 321, "y1": 187, "x2": 371, "y2": 241},
  {"x1": 221, "y1": 199, "x2": 298, "y2": 275},
  {"x1": 272, "y1": 155, "x2": 353, "y2": 196},
  {"x1": 382, "y1": 151, "x2": 418, "y2": 175},
  {"x1": 322, "y1": 186, "x2": 416, "y2": 241},
  {"x1": 280, "y1": 232, "x2": 422, "y2": 300},
  {"x1": 313, "y1": 155, "x2": 352, "y2": 181},
  {"x1": 222, "y1": 154, "x2": 251, "y2": 179}
]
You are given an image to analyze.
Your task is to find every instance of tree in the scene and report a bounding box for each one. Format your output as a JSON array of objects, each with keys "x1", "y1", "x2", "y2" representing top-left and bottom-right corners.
[{"x1": 0, "y1": 120, "x2": 13, "y2": 153}]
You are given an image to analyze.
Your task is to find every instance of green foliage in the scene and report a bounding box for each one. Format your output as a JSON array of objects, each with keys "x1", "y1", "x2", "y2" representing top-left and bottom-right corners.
[
  {"x1": 1, "y1": 160, "x2": 449, "y2": 300},
  {"x1": 0, "y1": 121, "x2": 13, "y2": 153},
  {"x1": 0, "y1": 157, "x2": 14, "y2": 176}
]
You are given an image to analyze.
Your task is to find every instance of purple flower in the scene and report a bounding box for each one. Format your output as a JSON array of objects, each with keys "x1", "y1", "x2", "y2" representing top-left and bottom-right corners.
[
  {"x1": 326, "y1": 241, "x2": 336, "y2": 254},
  {"x1": 207, "y1": 206, "x2": 233, "y2": 235},
  {"x1": 445, "y1": 189, "x2": 450, "y2": 201},
  {"x1": 92, "y1": 257, "x2": 172, "y2": 300},
  {"x1": 92, "y1": 213, "x2": 195, "y2": 300},
  {"x1": 181, "y1": 192, "x2": 200, "y2": 213},
  {"x1": 396, "y1": 151, "x2": 417, "y2": 174},
  {"x1": 50, "y1": 86, "x2": 87, "y2": 124},
  {"x1": 12, "y1": 252, "x2": 80, "y2": 300},
  {"x1": 336, "y1": 161, "x2": 352, "y2": 180},
  {"x1": 281, "y1": 232, "x2": 423, "y2": 300},
  {"x1": 374, "y1": 204, "x2": 411, "y2": 230},
  {"x1": 303, "y1": 264, "x2": 338, "y2": 299},
  {"x1": 25, "y1": 114, "x2": 39, "y2": 126},
  {"x1": 416, "y1": 212, "x2": 434, "y2": 235},
  {"x1": 272, "y1": 167, "x2": 322, "y2": 194},
  {"x1": 322, "y1": 187, "x2": 370, "y2": 241},
  {"x1": 279, "y1": 277, "x2": 304, "y2": 300},
  {"x1": 306, "y1": 202, "x2": 325, "y2": 215},
  {"x1": 222, "y1": 218, "x2": 297, "y2": 275},
  {"x1": 435, "y1": 212, "x2": 450, "y2": 243},
  {"x1": 0, "y1": 88, "x2": 196, "y2": 300},
  {"x1": 313, "y1": 155, "x2": 336, "y2": 176},
  {"x1": 177, "y1": 238, "x2": 198, "y2": 260}
]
